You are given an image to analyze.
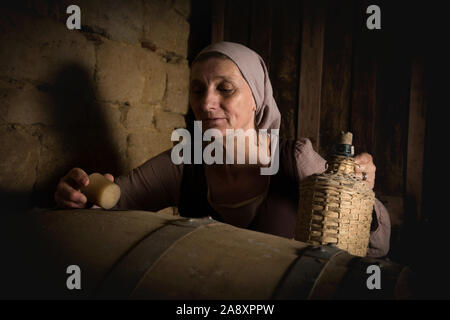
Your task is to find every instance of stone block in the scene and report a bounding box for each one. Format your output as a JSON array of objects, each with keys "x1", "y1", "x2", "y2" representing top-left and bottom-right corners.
[
  {"x1": 36, "y1": 126, "x2": 77, "y2": 187},
  {"x1": 0, "y1": 125, "x2": 40, "y2": 193},
  {"x1": 53, "y1": 0, "x2": 144, "y2": 44},
  {"x1": 173, "y1": 0, "x2": 191, "y2": 19},
  {"x1": 0, "y1": 9, "x2": 96, "y2": 83},
  {"x1": 96, "y1": 41, "x2": 146, "y2": 104},
  {"x1": 143, "y1": 1, "x2": 190, "y2": 56},
  {"x1": 10, "y1": 0, "x2": 61, "y2": 20},
  {"x1": 142, "y1": 56, "x2": 167, "y2": 104},
  {"x1": 164, "y1": 61, "x2": 190, "y2": 114},
  {"x1": 125, "y1": 128, "x2": 173, "y2": 170},
  {"x1": 97, "y1": 40, "x2": 168, "y2": 105},
  {"x1": 87, "y1": 102, "x2": 128, "y2": 172},
  {"x1": 123, "y1": 103, "x2": 155, "y2": 129},
  {"x1": 154, "y1": 109, "x2": 186, "y2": 132},
  {"x1": 88, "y1": 101, "x2": 123, "y2": 128},
  {"x1": 0, "y1": 79, "x2": 55, "y2": 126},
  {"x1": 77, "y1": 0, "x2": 144, "y2": 44}
]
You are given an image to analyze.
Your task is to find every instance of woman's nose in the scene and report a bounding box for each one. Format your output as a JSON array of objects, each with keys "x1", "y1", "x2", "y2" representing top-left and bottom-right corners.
[{"x1": 199, "y1": 89, "x2": 220, "y2": 112}]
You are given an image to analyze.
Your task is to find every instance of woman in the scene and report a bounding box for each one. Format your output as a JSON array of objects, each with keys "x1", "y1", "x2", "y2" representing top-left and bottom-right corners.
[{"x1": 54, "y1": 42, "x2": 390, "y2": 258}]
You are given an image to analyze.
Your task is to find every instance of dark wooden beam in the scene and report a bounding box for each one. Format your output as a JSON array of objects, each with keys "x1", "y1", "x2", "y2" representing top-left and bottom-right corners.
[
  {"x1": 211, "y1": 0, "x2": 225, "y2": 43},
  {"x1": 406, "y1": 56, "x2": 426, "y2": 222},
  {"x1": 297, "y1": 0, "x2": 326, "y2": 150},
  {"x1": 223, "y1": 0, "x2": 252, "y2": 45},
  {"x1": 249, "y1": 0, "x2": 272, "y2": 69},
  {"x1": 270, "y1": 0, "x2": 301, "y2": 140},
  {"x1": 319, "y1": 0, "x2": 354, "y2": 156}
]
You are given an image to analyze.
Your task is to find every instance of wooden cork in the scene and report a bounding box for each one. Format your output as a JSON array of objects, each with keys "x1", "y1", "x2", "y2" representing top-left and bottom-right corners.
[
  {"x1": 339, "y1": 131, "x2": 353, "y2": 145},
  {"x1": 80, "y1": 173, "x2": 121, "y2": 209}
]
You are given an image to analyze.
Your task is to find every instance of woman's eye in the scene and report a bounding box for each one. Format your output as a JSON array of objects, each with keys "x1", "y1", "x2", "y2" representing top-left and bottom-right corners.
[{"x1": 218, "y1": 86, "x2": 234, "y2": 93}]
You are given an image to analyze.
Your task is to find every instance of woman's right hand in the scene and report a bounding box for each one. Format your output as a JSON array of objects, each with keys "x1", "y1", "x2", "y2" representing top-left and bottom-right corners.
[
  {"x1": 54, "y1": 168, "x2": 115, "y2": 208},
  {"x1": 54, "y1": 168, "x2": 90, "y2": 208}
]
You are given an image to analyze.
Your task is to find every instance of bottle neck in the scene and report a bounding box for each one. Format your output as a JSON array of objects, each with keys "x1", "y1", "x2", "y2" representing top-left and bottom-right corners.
[{"x1": 326, "y1": 155, "x2": 355, "y2": 174}]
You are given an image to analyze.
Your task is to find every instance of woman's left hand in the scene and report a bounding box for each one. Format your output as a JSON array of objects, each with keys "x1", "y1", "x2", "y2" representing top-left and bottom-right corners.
[{"x1": 354, "y1": 152, "x2": 376, "y2": 190}]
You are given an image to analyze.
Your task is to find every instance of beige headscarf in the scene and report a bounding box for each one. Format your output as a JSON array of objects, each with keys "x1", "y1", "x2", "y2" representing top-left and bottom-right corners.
[{"x1": 193, "y1": 41, "x2": 281, "y2": 131}]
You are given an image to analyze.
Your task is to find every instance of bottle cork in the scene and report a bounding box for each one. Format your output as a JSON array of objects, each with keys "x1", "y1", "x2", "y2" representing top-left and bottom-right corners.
[
  {"x1": 80, "y1": 173, "x2": 121, "y2": 209},
  {"x1": 339, "y1": 131, "x2": 353, "y2": 145}
]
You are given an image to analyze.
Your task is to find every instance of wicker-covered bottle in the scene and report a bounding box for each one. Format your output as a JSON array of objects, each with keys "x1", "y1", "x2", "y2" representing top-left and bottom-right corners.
[{"x1": 295, "y1": 132, "x2": 375, "y2": 257}]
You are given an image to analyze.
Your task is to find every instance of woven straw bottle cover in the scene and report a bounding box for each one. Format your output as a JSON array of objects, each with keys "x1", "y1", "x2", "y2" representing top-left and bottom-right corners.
[{"x1": 295, "y1": 132, "x2": 375, "y2": 257}]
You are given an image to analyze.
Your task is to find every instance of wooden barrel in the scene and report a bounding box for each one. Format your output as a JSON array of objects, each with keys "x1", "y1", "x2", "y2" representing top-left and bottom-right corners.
[{"x1": 1, "y1": 208, "x2": 412, "y2": 299}]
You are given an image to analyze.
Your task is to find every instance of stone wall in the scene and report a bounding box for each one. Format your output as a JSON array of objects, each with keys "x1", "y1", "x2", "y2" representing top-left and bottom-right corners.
[{"x1": 0, "y1": 0, "x2": 190, "y2": 212}]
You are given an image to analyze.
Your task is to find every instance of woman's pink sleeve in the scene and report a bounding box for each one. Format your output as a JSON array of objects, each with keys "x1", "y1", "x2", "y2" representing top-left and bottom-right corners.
[
  {"x1": 113, "y1": 148, "x2": 183, "y2": 211},
  {"x1": 367, "y1": 198, "x2": 391, "y2": 257}
]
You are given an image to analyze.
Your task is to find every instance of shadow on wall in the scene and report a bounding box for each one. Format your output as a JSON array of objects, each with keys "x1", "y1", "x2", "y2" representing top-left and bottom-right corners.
[
  {"x1": 2, "y1": 63, "x2": 124, "y2": 212},
  {"x1": 36, "y1": 63, "x2": 125, "y2": 208}
]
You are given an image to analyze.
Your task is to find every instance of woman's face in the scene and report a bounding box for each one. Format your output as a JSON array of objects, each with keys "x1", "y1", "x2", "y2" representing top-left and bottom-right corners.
[{"x1": 189, "y1": 57, "x2": 257, "y2": 135}]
